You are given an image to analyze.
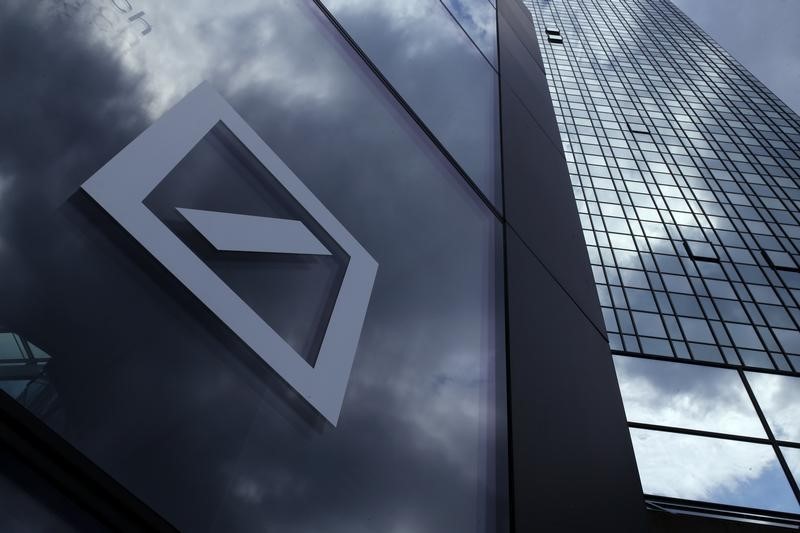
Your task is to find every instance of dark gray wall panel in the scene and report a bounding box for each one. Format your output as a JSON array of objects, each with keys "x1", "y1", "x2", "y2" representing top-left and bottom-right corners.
[
  {"x1": 0, "y1": 393, "x2": 177, "y2": 532},
  {"x1": 648, "y1": 510, "x2": 791, "y2": 532},
  {"x1": 498, "y1": 0, "x2": 605, "y2": 335},
  {"x1": 500, "y1": 85, "x2": 605, "y2": 334},
  {"x1": 498, "y1": 0, "x2": 544, "y2": 72},
  {"x1": 506, "y1": 230, "x2": 646, "y2": 532},
  {"x1": 499, "y1": 1, "x2": 645, "y2": 529},
  {"x1": 498, "y1": 14, "x2": 561, "y2": 147}
]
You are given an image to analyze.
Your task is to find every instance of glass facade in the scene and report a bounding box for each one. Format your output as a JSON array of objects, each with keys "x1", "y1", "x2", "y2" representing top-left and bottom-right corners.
[
  {"x1": 321, "y1": 0, "x2": 503, "y2": 207},
  {"x1": 0, "y1": 450, "x2": 109, "y2": 533},
  {"x1": 11, "y1": 0, "x2": 799, "y2": 529},
  {"x1": 526, "y1": 0, "x2": 800, "y2": 517},
  {"x1": 0, "y1": 0, "x2": 509, "y2": 531}
]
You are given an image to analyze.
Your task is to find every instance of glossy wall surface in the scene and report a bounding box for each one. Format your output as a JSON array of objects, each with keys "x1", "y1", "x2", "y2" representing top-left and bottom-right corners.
[
  {"x1": 0, "y1": 449, "x2": 109, "y2": 533},
  {"x1": 322, "y1": 0, "x2": 503, "y2": 207},
  {"x1": 0, "y1": 1, "x2": 507, "y2": 531},
  {"x1": 0, "y1": 0, "x2": 649, "y2": 531},
  {"x1": 497, "y1": 0, "x2": 646, "y2": 530}
]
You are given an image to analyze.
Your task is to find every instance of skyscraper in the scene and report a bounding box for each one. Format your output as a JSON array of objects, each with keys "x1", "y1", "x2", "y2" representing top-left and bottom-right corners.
[
  {"x1": 525, "y1": 0, "x2": 800, "y2": 525},
  {"x1": 0, "y1": 0, "x2": 797, "y2": 531}
]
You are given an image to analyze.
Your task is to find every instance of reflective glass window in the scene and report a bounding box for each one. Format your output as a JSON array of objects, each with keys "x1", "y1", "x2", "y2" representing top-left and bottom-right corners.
[
  {"x1": 442, "y1": 0, "x2": 498, "y2": 68},
  {"x1": 527, "y1": 0, "x2": 800, "y2": 516},
  {"x1": 614, "y1": 356, "x2": 766, "y2": 438},
  {"x1": 0, "y1": 1, "x2": 506, "y2": 531},
  {"x1": 630, "y1": 429, "x2": 799, "y2": 513},
  {"x1": 783, "y1": 447, "x2": 800, "y2": 487},
  {"x1": 746, "y1": 372, "x2": 800, "y2": 443},
  {"x1": 322, "y1": 0, "x2": 501, "y2": 206}
]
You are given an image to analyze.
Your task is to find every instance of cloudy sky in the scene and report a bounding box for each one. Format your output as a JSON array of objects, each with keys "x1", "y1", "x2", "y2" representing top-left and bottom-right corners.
[{"x1": 671, "y1": 0, "x2": 800, "y2": 115}]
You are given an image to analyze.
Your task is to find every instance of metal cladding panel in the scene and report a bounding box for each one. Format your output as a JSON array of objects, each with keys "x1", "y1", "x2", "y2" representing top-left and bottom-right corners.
[
  {"x1": 505, "y1": 230, "x2": 647, "y2": 532},
  {"x1": 497, "y1": 0, "x2": 647, "y2": 529}
]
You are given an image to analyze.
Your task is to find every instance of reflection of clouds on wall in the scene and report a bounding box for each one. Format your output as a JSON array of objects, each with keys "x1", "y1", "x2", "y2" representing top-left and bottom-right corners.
[
  {"x1": 631, "y1": 429, "x2": 799, "y2": 513},
  {"x1": 350, "y1": 343, "x2": 491, "y2": 479},
  {"x1": 322, "y1": 0, "x2": 500, "y2": 200},
  {"x1": 79, "y1": 0, "x2": 501, "y2": 205},
  {"x1": 0, "y1": 1, "x2": 503, "y2": 532},
  {"x1": 103, "y1": 0, "x2": 347, "y2": 117},
  {"x1": 328, "y1": 0, "x2": 464, "y2": 57},
  {"x1": 532, "y1": 0, "x2": 800, "y2": 515},
  {"x1": 747, "y1": 373, "x2": 800, "y2": 443},
  {"x1": 617, "y1": 356, "x2": 800, "y2": 511},
  {"x1": 541, "y1": 0, "x2": 800, "y2": 365},
  {"x1": 670, "y1": 0, "x2": 800, "y2": 116},
  {"x1": 211, "y1": 352, "x2": 497, "y2": 532},
  {"x1": 0, "y1": 0, "x2": 150, "y2": 286},
  {"x1": 614, "y1": 356, "x2": 765, "y2": 437},
  {"x1": 0, "y1": 172, "x2": 10, "y2": 195},
  {"x1": 784, "y1": 448, "x2": 800, "y2": 487},
  {"x1": 442, "y1": 0, "x2": 497, "y2": 60}
]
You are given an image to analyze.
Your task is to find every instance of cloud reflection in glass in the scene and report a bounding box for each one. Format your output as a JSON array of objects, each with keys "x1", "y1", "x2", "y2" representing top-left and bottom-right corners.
[{"x1": 614, "y1": 355, "x2": 766, "y2": 437}]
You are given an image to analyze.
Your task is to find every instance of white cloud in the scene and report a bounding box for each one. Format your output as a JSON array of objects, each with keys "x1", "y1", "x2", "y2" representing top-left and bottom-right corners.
[
  {"x1": 746, "y1": 372, "x2": 800, "y2": 442},
  {"x1": 631, "y1": 428, "x2": 790, "y2": 509},
  {"x1": 782, "y1": 447, "x2": 800, "y2": 485},
  {"x1": 614, "y1": 356, "x2": 767, "y2": 437}
]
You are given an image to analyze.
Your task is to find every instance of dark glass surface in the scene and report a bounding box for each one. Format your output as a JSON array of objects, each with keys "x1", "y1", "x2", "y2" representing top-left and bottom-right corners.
[
  {"x1": 0, "y1": 1, "x2": 506, "y2": 531},
  {"x1": 321, "y1": 0, "x2": 502, "y2": 207},
  {"x1": 441, "y1": 0, "x2": 498, "y2": 68},
  {"x1": 0, "y1": 450, "x2": 108, "y2": 533}
]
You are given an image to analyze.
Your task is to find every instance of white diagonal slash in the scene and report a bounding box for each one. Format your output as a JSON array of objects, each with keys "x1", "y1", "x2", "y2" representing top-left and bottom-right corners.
[{"x1": 177, "y1": 208, "x2": 331, "y2": 256}]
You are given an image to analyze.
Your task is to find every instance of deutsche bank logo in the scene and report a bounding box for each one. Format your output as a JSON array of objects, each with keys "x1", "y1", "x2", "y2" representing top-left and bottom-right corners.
[{"x1": 81, "y1": 82, "x2": 377, "y2": 426}]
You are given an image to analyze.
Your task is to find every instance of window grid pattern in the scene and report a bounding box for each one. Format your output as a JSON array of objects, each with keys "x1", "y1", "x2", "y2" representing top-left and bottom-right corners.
[
  {"x1": 525, "y1": 0, "x2": 800, "y2": 372},
  {"x1": 524, "y1": 0, "x2": 800, "y2": 517}
]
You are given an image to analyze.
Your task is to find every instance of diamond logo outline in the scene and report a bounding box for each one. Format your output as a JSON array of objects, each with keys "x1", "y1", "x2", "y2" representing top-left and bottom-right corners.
[{"x1": 81, "y1": 82, "x2": 378, "y2": 426}]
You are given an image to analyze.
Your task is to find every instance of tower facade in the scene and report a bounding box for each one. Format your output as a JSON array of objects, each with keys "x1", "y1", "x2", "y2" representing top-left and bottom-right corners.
[
  {"x1": 526, "y1": 0, "x2": 800, "y2": 523},
  {"x1": 1, "y1": 0, "x2": 797, "y2": 530}
]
